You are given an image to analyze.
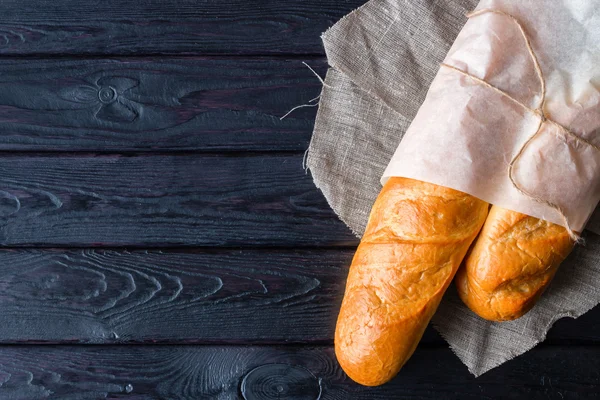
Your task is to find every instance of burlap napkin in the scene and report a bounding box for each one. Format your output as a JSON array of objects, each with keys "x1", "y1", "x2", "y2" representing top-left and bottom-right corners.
[{"x1": 307, "y1": 0, "x2": 600, "y2": 376}]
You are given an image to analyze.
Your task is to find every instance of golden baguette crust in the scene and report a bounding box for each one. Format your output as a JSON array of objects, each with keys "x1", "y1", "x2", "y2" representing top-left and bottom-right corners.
[
  {"x1": 456, "y1": 206, "x2": 574, "y2": 322},
  {"x1": 334, "y1": 177, "x2": 488, "y2": 386}
]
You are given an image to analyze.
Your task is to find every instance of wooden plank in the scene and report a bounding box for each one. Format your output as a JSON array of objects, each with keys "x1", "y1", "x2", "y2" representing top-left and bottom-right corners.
[
  {"x1": 0, "y1": 57, "x2": 326, "y2": 151},
  {"x1": 0, "y1": 0, "x2": 365, "y2": 56},
  {"x1": 0, "y1": 153, "x2": 358, "y2": 247},
  {"x1": 0, "y1": 248, "x2": 350, "y2": 343},
  {"x1": 0, "y1": 345, "x2": 597, "y2": 399},
  {"x1": 0, "y1": 248, "x2": 597, "y2": 345}
]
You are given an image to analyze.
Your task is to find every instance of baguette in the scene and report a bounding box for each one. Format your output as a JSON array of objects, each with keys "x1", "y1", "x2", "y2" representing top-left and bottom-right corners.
[
  {"x1": 455, "y1": 206, "x2": 574, "y2": 321},
  {"x1": 334, "y1": 177, "x2": 488, "y2": 386}
]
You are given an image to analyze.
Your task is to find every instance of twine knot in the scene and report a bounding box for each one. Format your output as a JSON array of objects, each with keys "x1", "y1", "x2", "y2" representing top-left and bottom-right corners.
[{"x1": 536, "y1": 109, "x2": 547, "y2": 122}]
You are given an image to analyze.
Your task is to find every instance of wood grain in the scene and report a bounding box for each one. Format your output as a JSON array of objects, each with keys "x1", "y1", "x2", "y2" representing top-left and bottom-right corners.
[
  {"x1": 0, "y1": 0, "x2": 365, "y2": 56},
  {"x1": 0, "y1": 248, "x2": 596, "y2": 345},
  {"x1": 0, "y1": 345, "x2": 597, "y2": 399},
  {"x1": 0, "y1": 153, "x2": 357, "y2": 247},
  {"x1": 0, "y1": 248, "x2": 350, "y2": 343},
  {"x1": 0, "y1": 58, "x2": 326, "y2": 151}
]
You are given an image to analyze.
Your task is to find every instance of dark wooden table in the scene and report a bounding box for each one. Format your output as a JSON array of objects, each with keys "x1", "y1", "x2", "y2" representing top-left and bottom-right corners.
[{"x1": 0, "y1": 1, "x2": 598, "y2": 399}]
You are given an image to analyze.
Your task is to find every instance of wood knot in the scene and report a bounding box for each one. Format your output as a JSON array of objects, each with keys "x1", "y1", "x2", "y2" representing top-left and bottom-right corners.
[
  {"x1": 240, "y1": 364, "x2": 321, "y2": 400},
  {"x1": 98, "y1": 86, "x2": 118, "y2": 104}
]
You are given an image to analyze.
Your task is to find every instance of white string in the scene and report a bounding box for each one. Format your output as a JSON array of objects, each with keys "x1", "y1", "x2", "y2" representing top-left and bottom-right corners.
[
  {"x1": 280, "y1": 62, "x2": 331, "y2": 120},
  {"x1": 302, "y1": 62, "x2": 333, "y2": 89},
  {"x1": 302, "y1": 148, "x2": 310, "y2": 174},
  {"x1": 280, "y1": 102, "x2": 319, "y2": 120}
]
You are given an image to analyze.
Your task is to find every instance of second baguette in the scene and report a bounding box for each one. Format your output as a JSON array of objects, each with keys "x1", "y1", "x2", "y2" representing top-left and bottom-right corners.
[{"x1": 455, "y1": 205, "x2": 574, "y2": 321}]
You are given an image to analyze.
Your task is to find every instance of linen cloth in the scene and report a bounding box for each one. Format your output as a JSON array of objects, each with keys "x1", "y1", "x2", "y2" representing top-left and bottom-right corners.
[{"x1": 307, "y1": 0, "x2": 600, "y2": 376}]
